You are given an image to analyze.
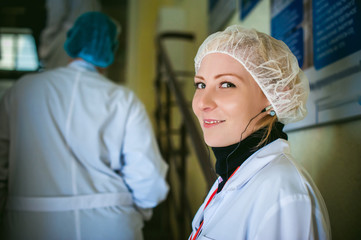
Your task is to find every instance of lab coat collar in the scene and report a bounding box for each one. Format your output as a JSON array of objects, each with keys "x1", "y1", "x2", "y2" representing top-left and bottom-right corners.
[
  {"x1": 68, "y1": 59, "x2": 98, "y2": 72},
  {"x1": 219, "y1": 139, "x2": 291, "y2": 193}
]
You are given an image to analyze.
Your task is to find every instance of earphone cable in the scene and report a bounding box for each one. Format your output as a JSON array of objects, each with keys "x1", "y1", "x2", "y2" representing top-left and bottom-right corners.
[{"x1": 225, "y1": 110, "x2": 264, "y2": 180}]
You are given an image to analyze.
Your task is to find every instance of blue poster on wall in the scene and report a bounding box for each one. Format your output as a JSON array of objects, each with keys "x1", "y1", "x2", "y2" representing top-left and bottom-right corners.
[
  {"x1": 271, "y1": 0, "x2": 304, "y2": 68},
  {"x1": 313, "y1": 0, "x2": 361, "y2": 70},
  {"x1": 271, "y1": 0, "x2": 361, "y2": 131},
  {"x1": 240, "y1": 0, "x2": 261, "y2": 20}
]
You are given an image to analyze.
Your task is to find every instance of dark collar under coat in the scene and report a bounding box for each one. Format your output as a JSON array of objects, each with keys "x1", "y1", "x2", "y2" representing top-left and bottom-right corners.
[{"x1": 211, "y1": 122, "x2": 288, "y2": 192}]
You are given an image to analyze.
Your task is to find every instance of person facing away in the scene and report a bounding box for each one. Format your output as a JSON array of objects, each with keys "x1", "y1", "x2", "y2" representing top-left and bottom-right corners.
[
  {"x1": 188, "y1": 25, "x2": 331, "y2": 240},
  {"x1": 0, "y1": 12, "x2": 169, "y2": 240}
]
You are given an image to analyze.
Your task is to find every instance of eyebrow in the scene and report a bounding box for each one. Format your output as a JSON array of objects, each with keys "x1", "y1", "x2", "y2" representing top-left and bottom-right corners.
[
  {"x1": 194, "y1": 73, "x2": 243, "y2": 81},
  {"x1": 194, "y1": 75, "x2": 204, "y2": 80}
]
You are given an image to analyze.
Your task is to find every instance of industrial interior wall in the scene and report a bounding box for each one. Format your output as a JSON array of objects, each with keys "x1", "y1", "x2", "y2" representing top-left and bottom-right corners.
[{"x1": 226, "y1": 0, "x2": 361, "y2": 239}]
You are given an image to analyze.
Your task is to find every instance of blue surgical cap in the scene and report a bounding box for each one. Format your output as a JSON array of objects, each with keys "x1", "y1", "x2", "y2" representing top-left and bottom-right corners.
[{"x1": 64, "y1": 12, "x2": 119, "y2": 68}]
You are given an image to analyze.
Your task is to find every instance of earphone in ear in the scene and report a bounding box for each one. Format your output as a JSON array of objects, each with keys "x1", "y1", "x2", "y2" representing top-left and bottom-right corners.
[{"x1": 262, "y1": 105, "x2": 276, "y2": 116}]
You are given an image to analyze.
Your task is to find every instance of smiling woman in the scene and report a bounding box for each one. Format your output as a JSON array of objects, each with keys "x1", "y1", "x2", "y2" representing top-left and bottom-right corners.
[
  {"x1": 188, "y1": 25, "x2": 331, "y2": 240},
  {"x1": 193, "y1": 53, "x2": 269, "y2": 147}
]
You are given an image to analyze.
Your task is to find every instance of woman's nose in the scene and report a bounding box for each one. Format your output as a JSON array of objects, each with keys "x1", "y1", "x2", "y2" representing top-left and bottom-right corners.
[{"x1": 197, "y1": 89, "x2": 216, "y2": 112}]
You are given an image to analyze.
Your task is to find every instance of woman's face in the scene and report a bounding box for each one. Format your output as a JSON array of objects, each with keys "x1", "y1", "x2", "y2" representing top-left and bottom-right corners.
[{"x1": 192, "y1": 53, "x2": 269, "y2": 147}]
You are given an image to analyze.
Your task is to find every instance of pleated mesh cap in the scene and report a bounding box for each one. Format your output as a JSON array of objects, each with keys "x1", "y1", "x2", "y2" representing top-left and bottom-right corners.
[
  {"x1": 64, "y1": 12, "x2": 120, "y2": 68},
  {"x1": 194, "y1": 25, "x2": 309, "y2": 124}
]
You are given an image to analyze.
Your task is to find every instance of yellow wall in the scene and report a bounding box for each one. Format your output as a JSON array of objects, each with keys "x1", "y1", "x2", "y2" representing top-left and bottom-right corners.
[
  {"x1": 125, "y1": 0, "x2": 173, "y2": 119},
  {"x1": 126, "y1": 0, "x2": 361, "y2": 239},
  {"x1": 288, "y1": 121, "x2": 361, "y2": 239}
]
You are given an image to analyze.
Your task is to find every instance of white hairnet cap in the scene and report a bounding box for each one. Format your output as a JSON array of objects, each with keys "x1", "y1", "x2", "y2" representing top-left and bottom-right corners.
[{"x1": 194, "y1": 25, "x2": 310, "y2": 124}]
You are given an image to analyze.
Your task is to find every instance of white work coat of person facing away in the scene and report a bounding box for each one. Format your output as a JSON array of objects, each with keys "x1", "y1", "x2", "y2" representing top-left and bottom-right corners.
[
  {"x1": 189, "y1": 139, "x2": 331, "y2": 240},
  {"x1": 0, "y1": 60, "x2": 169, "y2": 240}
]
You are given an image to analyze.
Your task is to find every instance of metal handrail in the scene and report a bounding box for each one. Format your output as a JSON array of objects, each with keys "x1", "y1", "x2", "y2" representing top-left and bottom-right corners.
[{"x1": 156, "y1": 32, "x2": 217, "y2": 189}]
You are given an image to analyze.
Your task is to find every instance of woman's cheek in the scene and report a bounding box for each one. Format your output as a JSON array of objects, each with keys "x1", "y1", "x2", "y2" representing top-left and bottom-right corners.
[{"x1": 192, "y1": 95, "x2": 202, "y2": 122}]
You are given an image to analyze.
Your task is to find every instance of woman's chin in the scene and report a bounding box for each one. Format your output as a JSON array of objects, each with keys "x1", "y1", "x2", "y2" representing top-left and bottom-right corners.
[
  {"x1": 204, "y1": 138, "x2": 220, "y2": 147},
  {"x1": 203, "y1": 130, "x2": 241, "y2": 147},
  {"x1": 204, "y1": 138, "x2": 235, "y2": 148}
]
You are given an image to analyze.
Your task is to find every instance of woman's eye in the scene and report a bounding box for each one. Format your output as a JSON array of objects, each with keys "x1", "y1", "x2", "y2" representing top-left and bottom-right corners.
[
  {"x1": 194, "y1": 82, "x2": 206, "y2": 89},
  {"x1": 220, "y1": 82, "x2": 236, "y2": 88}
]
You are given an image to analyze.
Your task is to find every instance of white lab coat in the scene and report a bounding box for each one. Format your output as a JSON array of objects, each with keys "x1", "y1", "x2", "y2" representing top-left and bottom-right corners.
[
  {"x1": 189, "y1": 139, "x2": 331, "y2": 240},
  {"x1": 0, "y1": 61, "x2": 169, "y2": 240}
]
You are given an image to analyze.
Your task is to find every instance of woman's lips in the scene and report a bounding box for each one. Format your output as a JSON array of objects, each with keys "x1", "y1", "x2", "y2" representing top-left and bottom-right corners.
[{"x1": 203, "y1": 119, "x2": 225, "y2": 128}]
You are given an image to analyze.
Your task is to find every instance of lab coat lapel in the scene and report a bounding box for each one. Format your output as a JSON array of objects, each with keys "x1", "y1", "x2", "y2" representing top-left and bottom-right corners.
[
  {"x1": 222, "y1": 139, "x2": 290, "y2": 192},
  {"x1": 196, "y1": 140, "x2": 290, "y2": 235}
]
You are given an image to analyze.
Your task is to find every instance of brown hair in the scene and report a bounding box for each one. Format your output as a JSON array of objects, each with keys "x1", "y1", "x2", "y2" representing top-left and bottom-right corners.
[{"x1": 254, "y1": 115, "x2": 278, "y2": 147}]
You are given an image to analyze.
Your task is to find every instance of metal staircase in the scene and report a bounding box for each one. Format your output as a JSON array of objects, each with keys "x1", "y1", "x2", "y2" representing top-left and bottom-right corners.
[{"x1": 144, "y1": 32, "x2": 217, "y2": 240}]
